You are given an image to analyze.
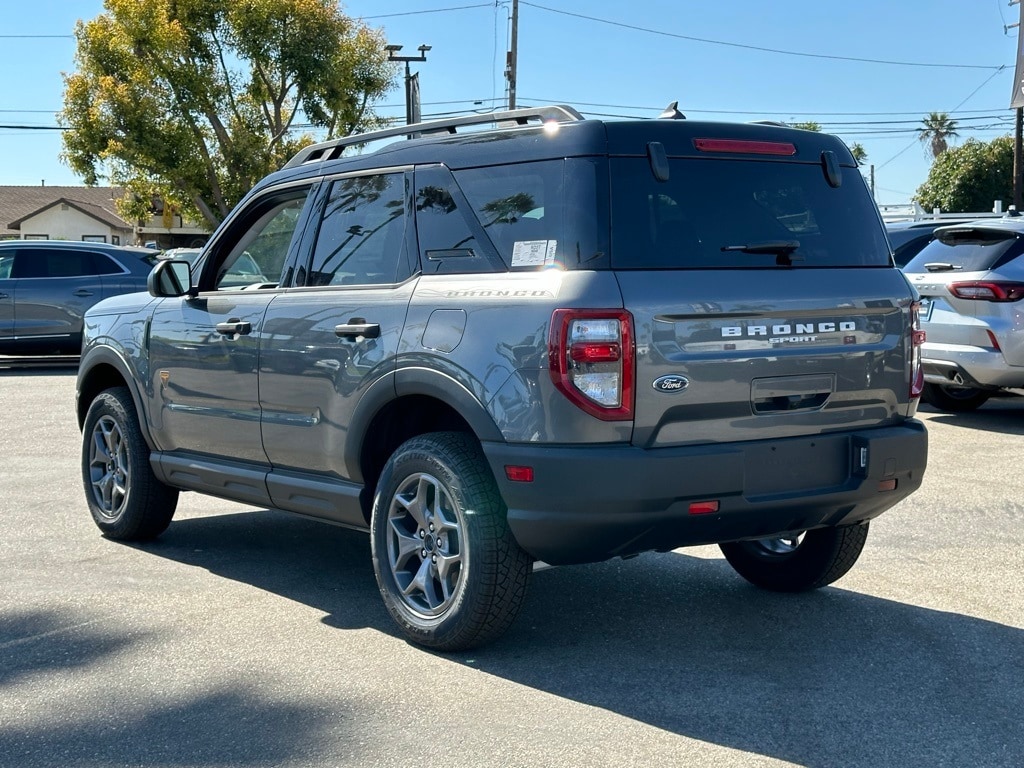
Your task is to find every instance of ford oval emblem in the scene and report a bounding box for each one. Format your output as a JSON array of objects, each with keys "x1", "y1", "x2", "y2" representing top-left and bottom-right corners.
[{"x1": 653, "y1": 375, "x2": 690, "y2": 393}]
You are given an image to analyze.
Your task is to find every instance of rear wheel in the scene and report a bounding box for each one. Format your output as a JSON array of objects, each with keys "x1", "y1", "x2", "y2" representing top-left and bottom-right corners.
[
  {"x1": 922, "y1": 383, "x2": 990, "y2": 412},
  {"x1": 719, "y1": 523, "x2": 869, "y2": 592},
  {"x1": 370, "y1": 432, "x2": 532, "y2": 651},
  {"x1": 81, "y1": 387, "x2": 178, "y2": 541}
]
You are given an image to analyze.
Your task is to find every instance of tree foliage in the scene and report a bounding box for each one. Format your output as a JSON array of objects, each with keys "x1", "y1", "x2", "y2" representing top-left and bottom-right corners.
[
  {"x1": 914, "y1": 136, "x2": 1013, "y2": 213},
  {"x1": 918, "y1": 112, "x2": 959, "y2": 160},
  {"x1": 60, "y1": 0, "x2": 396, "y2": 228}
]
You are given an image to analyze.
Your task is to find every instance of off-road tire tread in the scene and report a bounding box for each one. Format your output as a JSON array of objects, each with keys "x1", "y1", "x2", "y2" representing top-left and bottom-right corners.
[
  {"x1": 82, "y1": 387, "x2": 178, "y2": 541},
  {"x1": 719, "y1": 522, "x2": 869, "y2": 592},
  {"x1": 371, "y1": 431, "x2": 531, "y2": 652}
]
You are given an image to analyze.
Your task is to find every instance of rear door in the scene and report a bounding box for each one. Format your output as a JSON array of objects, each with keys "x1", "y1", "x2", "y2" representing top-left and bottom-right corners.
[
  {"x1": 609, "y1": 154, "x2": 912, "y2": 448},
  {"x1": 259, "y1": 171, "x2": 416, "y2": 500}
]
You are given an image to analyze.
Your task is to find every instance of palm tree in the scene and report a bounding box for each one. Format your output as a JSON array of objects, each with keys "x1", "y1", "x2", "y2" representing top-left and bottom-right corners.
[
  {"x1": 918, "y1": 112, "x2": 959, "y2": 159},
  {"x1": 849, "y1": 143, "x2": 868, "y2": 164}
]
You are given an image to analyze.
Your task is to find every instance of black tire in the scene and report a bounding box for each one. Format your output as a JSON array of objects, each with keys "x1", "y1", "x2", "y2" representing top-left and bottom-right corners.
[
  {"x1": 922, "y1": 383, "x2": 990, "y2": 412},
  {"x1": 719, "y1": 523, "x2": 869, "y2": 592},
  {"x1": 370, "y1": 431, "x2": 532, "y2": 651},
  {"x1": 81, "y1": 387, "x2": 178, "y2": 541}
]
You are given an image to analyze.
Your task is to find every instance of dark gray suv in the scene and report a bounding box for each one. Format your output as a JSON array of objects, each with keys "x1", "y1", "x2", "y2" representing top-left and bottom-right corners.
[
  {"x1": 0, "y1": 240, "x2": 156, "y2": 355},
  {"x1": 76, "y1": 106, "x2": 928, "y2": 650}
]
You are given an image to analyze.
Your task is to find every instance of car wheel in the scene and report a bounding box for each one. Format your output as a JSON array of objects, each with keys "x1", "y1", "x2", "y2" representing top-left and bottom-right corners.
[
  {"x1": 82, "y1": 387, "x2": 178, "y2": 541},
  {"x1": 370, "y1": 431, "x2": 532, "y2": 651},
  {"x1": 922, "y1": 383, "x2": 991, "y2": 412},
  {"x1": 718, "y1": 523, "x2": 869, "y2": 592}
]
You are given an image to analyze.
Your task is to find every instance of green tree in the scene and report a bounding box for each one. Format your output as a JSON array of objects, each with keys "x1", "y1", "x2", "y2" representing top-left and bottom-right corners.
[
  {"x1": 789, "y1": 120, "x2": 821, "y2": 132},
  {"x1": 849, "y1": 142, "x2": 868, "y2": 164},
  {"x1": 914, "y1": 135, "x2": 1013, "y2": 212},
  {"x1": 918, "y1": 112, "x2": 959, "y2": 159},
  {"x1": 60, "y1": 0, "x2": 395, "y2": 229}
]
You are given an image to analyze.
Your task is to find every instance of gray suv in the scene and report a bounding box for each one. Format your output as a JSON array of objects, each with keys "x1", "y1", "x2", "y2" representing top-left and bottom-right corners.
[{"x1": 76, "y1": 106, "x2": 928, "y2": 650}]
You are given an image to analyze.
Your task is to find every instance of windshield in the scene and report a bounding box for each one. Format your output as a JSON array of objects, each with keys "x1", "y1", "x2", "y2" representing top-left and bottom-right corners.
[{"x1": 609, "y1": 158, "x2": 890, "y2": 269}]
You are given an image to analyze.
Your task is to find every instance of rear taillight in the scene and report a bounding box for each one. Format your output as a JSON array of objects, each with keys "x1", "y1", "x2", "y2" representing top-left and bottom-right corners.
[
  {"x1": 949, "y1": 281, "x2": 1024, "y2": 302},
  {"x1": 549, "y1": 309, "x2": 634, "y2": 420},
  {"x1": 910, "y1": 301, "x2": 925, "y2": 400}
]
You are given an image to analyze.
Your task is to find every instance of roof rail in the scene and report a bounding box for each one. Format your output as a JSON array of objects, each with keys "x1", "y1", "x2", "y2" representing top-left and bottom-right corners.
[{"x1": 283, "y1": 104, "x2": 585, "y2": 169}]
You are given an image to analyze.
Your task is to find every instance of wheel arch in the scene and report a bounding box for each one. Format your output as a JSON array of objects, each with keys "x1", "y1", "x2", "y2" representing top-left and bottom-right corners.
[
  {"x1": 349, "y1": 368, "x2": 504, "y2": 523},
  {"x1": 77, "y1": 350, "x2": 154, "y2": 448}
]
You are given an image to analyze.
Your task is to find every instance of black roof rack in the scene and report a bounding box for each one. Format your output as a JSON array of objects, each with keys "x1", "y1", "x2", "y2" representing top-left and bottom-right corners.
[{"x1": 283, "y1": 104, "x2": 585, "y2": 169}]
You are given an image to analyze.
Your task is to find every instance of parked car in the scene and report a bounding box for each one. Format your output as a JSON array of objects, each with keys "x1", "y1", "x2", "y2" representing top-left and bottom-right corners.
[
  {"x1": 0, "y1": 240, "x2": 157, "y2": 355},
  {"x1": 158, "y1": 247, "x2": 269, "y2": 288},
  {"x1": 885, "y1": 219, "x2": 973, "y2": 267},
  {"x1": 76, "y1": 105, "x2": 928, "y2": 651},
  {"x1": 902, "y1": 215, "x2": 1024, "y2": 411}
]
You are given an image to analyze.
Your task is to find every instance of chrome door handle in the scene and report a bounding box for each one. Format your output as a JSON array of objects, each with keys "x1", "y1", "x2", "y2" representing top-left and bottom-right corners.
[{"x1": 73, "y1": 289, "x2": 94, "y2": 297}]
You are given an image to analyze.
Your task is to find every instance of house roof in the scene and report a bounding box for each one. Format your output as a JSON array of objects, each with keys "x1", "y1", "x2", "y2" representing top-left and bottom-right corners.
[{"x1": 0, "y1": 185, "x2": 130, "y2": 236}]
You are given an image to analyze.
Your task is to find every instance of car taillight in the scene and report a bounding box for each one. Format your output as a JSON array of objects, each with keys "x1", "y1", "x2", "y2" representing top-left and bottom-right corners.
[
  {"x1": 549, "y1": 309, "x2": 634, "y2": 420},
  {"x1": 693, "y1": 138, "x2": 797, "y2": 156},
  {"x1": 910, "y1": 301, "x2": 925, "y2": 400},
  {"x1": 949, "y1": 281, "x2": 1024, "y2": 302}
]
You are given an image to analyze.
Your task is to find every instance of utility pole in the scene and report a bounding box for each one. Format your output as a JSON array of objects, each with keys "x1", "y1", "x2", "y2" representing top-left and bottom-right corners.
[
  {"x1": 506, "y1": 0, "x2": 519, "y2": 109},
  {"x1": 386, "y1": 44, "x2": 431, "y2": 125},
  {"x1": 1010, "y1": 0, "x2": 1023, "y2": 208}
]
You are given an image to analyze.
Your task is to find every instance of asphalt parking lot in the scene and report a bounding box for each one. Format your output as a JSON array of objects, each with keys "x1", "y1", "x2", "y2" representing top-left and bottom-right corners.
[{"x1": 1, "y1": 363, "x2": 1021, "y2": 768}]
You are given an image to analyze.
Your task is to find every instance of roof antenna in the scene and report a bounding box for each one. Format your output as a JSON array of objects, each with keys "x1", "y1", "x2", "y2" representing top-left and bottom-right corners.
[{"x1": 657, "y1": 101, "x2": 686, "y2": 120}]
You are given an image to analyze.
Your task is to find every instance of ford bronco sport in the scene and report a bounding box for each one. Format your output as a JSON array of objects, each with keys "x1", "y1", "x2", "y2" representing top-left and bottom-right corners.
[{"x1": 77, "y1": 105, "x2": 928, "y2": 651}]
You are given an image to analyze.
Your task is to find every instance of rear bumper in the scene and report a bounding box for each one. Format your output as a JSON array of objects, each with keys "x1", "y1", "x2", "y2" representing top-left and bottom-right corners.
[
  {"x1": 482, "y1": 421, "x2": 927, "y2": 565},
  {"x1": 922, "y1": 343, "x2": 1024, "y2": 388}
]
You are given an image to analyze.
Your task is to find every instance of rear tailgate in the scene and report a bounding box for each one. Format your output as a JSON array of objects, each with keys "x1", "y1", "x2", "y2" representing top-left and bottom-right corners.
[{"x1": 620, "y1": 269, "x2": 914, "y2": 447}]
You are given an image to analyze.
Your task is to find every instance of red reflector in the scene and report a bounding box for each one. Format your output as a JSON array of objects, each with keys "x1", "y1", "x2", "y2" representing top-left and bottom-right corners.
[
  {"x1": 912, "y1": 330, "x2": 926, "y2": 346},
  {"x1": 987, "y1": 331, "x2": 1001, "y2": 351},
  {"x1": 505, "y1": 465, "x2": 534, "y2": 483},
  {"x1": 694, "y1": 138, "x2": 797, "y2": 156},
  {"x1": 688, "y1": 500, "x2": 720, "y2": 515},
  {"x1": 878, "y1": 479, "x2": 898, "y2": 492},
  {"x1": 569, "y1": 341, "x2": 621, "y2": 363}
]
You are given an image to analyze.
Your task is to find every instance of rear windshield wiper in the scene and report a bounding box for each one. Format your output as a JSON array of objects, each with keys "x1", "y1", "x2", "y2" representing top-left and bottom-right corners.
[
  {"x1": 923, "y1": 262, "x2": 963, "y2": 272},
  {"x1": 721, "y1": 239, "x2": 803, "y2": 265}
]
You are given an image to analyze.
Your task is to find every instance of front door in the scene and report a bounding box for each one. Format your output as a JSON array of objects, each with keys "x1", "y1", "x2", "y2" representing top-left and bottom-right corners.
[{"x1": 147, "y1": 185, "x2": 317, "y2": 463}]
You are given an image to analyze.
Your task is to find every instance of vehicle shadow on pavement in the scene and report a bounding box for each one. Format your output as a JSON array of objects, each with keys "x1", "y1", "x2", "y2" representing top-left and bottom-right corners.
[
  {"x1": 920, "y1": 397, "x2": 1024, "y2": 436},
  {"x1": 0, "y1": 606, "x2": 343, "y2": 766},
  {"x1": 122, "y1": 509, "x2": 1024, "y2": 768}
]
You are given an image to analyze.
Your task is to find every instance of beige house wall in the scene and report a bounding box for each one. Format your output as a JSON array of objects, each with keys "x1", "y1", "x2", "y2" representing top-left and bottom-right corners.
[{"x1": 19, "y1": 206, "x2": 130, "y2": 243}]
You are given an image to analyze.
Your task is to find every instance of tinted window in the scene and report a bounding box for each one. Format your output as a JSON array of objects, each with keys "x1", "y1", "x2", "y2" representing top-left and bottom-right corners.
[
  {"x1": 308, "y1": 173, "x2": 409, "y2": 286},
  {"x1": 414, "y1": 166, "x2": 493, "y2": 274},
  {"x1": 12, "y1": 249, "x2": 99, "y2": 278},
  {"x1": 89, "y1": 252, "x2": 125, "y2": 275},
  {"x1": 903, "y1": 228, "x2": 1024, "y2": 273},
  {"x1": 0, "y1": 254, "x2": 12, "y2": 279},
  {"x1": 609, "y1": 159, "x2": 890, "y2": 269}
]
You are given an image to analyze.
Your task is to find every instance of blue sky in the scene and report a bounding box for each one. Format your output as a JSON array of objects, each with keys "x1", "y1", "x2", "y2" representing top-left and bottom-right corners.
[{"x1": 1, "y1": 0, "x2": 1020, "y2": 207}]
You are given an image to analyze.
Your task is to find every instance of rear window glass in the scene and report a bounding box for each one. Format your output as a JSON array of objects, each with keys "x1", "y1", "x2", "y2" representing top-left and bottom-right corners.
[
  {"x1": 903, "y1": 229, "x2": 1023, "y2": 273},
  {"x1": 609, "y1": 158, "x2": 890, "y2": 269}
]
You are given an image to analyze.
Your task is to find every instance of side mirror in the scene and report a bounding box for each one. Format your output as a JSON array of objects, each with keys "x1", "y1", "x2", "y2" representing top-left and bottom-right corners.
[{"x1": 148, "y1": 259, "x2": 195, "y2": 298}]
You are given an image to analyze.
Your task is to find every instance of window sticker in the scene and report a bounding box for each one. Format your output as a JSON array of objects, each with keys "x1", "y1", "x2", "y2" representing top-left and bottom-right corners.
[{"x1": 511, "y1": 240, "x2": 557, "y2": 267}]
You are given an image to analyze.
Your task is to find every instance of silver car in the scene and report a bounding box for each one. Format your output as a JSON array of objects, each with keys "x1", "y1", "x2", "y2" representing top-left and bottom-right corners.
[{"x1": 903, "y1": 216, "x2": 1024, "y2": 411}]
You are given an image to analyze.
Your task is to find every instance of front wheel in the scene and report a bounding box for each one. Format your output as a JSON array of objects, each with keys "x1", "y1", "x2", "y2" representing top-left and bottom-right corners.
[
  {"x1": 719, "y1": 523, "x2": 869, "y2": 592},
  {"x1": 370, "y1": 432, "x2": 532, "y2": 651},
  {"x1": 81, "y1": 387, "x2": 178, "y2": 541},
  {"x1": 922, "y1": 383, "x2": 990, "y2": 412}
]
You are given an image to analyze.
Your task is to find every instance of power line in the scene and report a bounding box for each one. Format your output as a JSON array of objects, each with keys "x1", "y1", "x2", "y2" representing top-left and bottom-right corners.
[
  {"x1": 520, "y1": 1, "x2": 1008, "y2": 71},
  {"x1": 360, "y1": 3, "x2": 493, "y2": 20}
]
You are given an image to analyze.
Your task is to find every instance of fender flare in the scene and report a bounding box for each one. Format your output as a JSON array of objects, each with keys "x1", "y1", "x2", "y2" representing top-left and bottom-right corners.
[
  {"x1": 343, "y1": 366, "x2": 503, "y2": 482},
  {"x1": 77, "y1": 346, "x2": 157, "y2": 450}
]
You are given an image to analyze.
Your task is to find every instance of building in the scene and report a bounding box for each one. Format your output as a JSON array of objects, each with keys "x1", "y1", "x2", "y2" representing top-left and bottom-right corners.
[{"x1": 0, "y1": 185, "x2": 209, "y2": 248}]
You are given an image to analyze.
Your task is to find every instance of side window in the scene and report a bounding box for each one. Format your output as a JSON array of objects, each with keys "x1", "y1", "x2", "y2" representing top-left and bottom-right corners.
[
  {"x1": 210, "y1": 189, "x2": 313, "y2": 291},
  {"x1": 0, "y1": 254, "x2": 13, "y2": 279},
  {"x1": 88, "y1": 253, "x2": 125, "y2": 275},
  {"x1": 13, "y1": 249, "x2": 92, "y2": 278},
  {"x1": 414, "y1": 166, "x2": 495, "y2": 274},
  {"x1": 307, "y1": 173, "x2": 409, "y2": 286},
  {"x1": 453, "y1": 160, "x2": 564, "y2": 269}
]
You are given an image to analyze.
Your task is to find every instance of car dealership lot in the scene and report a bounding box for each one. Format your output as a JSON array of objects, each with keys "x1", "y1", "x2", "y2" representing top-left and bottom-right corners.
[{"x1": 0, "y1": 366, "x2": 1021, "y2": 768}]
